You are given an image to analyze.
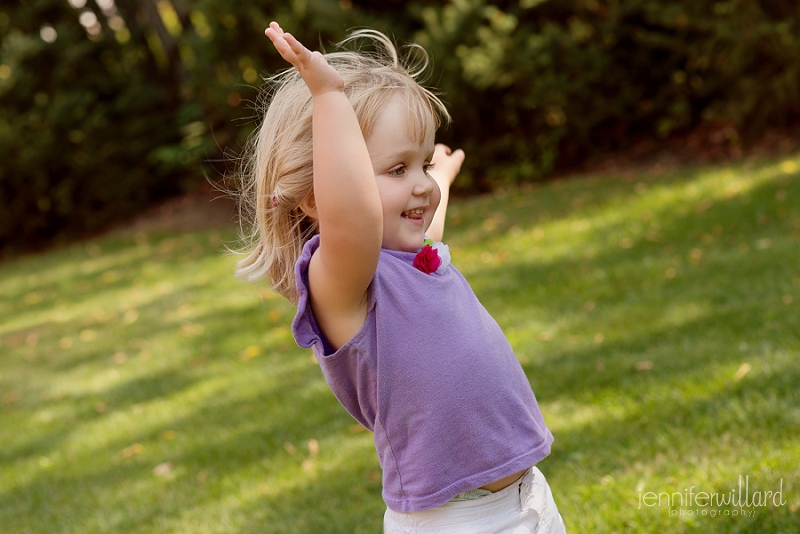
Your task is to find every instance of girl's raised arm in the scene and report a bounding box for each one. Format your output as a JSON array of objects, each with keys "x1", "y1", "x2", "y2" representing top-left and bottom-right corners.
[
  {"x1": 426, "y1": 143, "x2": 465, "y2": 242},
  {"x1": 266, "y1": 22, "x2": 382, "y2": 347}
]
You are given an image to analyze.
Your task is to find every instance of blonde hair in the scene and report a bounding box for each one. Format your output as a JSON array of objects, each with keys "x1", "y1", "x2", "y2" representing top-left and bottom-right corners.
[{"x1": 235, "y1": 29, "x2": 450, "y2": 303}]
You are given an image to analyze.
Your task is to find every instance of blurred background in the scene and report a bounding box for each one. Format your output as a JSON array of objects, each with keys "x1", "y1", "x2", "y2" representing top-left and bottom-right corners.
[
  {"x1": 1, "y1": 0, "x2": 799, "y2": 252},
  {"x1": 3, "y1": 3, "x2": 800, "y2": 532}
]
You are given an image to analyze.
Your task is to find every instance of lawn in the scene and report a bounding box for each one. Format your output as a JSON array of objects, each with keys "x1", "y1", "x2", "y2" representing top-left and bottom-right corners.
[{"x1": 2, "y1": 154, "x2": 799, "y2": 533}]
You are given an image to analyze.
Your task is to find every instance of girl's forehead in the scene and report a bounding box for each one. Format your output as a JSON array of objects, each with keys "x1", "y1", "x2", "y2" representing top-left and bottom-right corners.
[
  {"x1": 387, "y1": 92, "x2": 437, "y2": 142},
  {"x1": 371, "y1": 94, "x2": 434, "y2": 138},
  {"x1": 366, "y1": 104, "x2": 434, "y2": 163}
]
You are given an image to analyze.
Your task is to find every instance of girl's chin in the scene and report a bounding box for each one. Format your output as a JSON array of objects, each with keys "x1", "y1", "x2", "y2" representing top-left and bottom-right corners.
[
  {"x1": 382, "y1": 236, "x2": 425, "y2": 252},
  {"x1": 383, "y1": 243, "x2": 421, "y2": 252},
  {"x1": 381, "y1": 223, "x2": 429, "y2": 251}
]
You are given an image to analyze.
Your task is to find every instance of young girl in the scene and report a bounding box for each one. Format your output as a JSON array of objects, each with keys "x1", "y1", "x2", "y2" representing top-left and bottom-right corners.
[{"x1": 237, "y1": 21, "x2": 566, "y2": 533}]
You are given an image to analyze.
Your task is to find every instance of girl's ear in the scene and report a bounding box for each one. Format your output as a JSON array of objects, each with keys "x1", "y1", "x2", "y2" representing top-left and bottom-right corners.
[{"x1": 298, "y1": 192, "x2": 318, "y2": 220}]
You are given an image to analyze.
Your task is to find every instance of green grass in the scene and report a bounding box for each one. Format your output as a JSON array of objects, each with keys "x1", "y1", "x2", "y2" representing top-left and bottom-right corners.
[{"x1": 2, "y1": 154, "x2": 799, "y2": 533}]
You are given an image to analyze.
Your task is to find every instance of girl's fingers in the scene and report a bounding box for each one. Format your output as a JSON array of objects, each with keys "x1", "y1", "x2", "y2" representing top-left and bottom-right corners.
[
  {"x1": 264, "y1": 23, "x2": 281, "y2": 42},
  {"x1": 265, "y1": 24, "x2": 313, "y2": 68},
  {"x1": 283, "y1": 32, "x2": 302, "y2": 51},
  {"x1": 265, "y1": 21, "x2": 343, "y2": 94},
  {"x1": 271, "y1": 40, "x2": 295, "y2": 62},
  {"x1": 265, "y1": 29, "x2": 288, "y2": 53},
  {"x1": 265, "y1": 23, "x2": 295, "y2": 56},
  {"x1": 284, "y1": 33, "x2": 309, "y2": 61}
]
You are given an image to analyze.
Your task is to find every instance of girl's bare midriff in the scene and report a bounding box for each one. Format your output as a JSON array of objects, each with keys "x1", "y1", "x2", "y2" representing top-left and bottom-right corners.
[{"x1": 479, "y1": 467, "x2": 528, "y2": 492}]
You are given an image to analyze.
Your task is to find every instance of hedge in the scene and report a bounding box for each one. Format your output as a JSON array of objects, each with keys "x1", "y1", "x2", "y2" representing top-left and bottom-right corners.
[{"x1": 1, "y1": 0, "x2": 798, "y2": 251}]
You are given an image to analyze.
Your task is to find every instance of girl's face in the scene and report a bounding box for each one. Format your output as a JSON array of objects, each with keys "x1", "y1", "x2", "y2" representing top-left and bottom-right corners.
[{"x1": 366, "y1": 94, "x2": 440, "y2": 252}]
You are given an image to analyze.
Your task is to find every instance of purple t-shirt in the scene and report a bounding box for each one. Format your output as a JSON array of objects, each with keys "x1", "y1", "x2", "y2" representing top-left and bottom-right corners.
[{"x1": 292, "y1": 235, "x2": 553, "y2": 512}]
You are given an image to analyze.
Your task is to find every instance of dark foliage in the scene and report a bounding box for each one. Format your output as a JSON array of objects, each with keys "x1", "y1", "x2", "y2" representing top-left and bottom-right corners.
[
  {"x1": 1, "y1": 0, "x2": 798, "y2": 251},
  {"x1": 416, "y1": 0, "x2": 800, "y2": 188}
]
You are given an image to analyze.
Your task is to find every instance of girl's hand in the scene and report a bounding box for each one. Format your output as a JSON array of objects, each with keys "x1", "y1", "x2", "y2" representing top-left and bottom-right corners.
[
  {"x1": 429, "y1": 143, "x2": 465, "y2": 190},
  {"x1": 426, "y1": 144, "x2": 465, "y2": 242},
  {"x1": 265, "y1": 21, "x2": 343, "y2": 97}
]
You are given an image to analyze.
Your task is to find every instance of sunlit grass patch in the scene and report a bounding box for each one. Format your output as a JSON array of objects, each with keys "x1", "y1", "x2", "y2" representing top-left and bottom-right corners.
[
  {"x1": 1, "y1": 152, "x2": 799, "y2": 532},
  {"x1": 449, "y1": 154, "x2": 800, "y2": 532}
]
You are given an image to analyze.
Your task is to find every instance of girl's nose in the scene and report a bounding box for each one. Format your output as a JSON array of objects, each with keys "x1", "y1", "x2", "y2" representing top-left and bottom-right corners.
[{"x1": 412, "y1": 169, "x2": 434, "y2": 196}]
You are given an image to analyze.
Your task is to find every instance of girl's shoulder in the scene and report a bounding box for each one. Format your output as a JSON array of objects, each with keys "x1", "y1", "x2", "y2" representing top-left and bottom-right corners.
[
  {"x1": 296, "y1": 235, "x2": 469, "y2": 307},
  {"x1": 296, "y1": 234, "x2": 322, "y2": 270},
  {"x1": 293, "y1": 234, "x2": 377, "y2": 351}
]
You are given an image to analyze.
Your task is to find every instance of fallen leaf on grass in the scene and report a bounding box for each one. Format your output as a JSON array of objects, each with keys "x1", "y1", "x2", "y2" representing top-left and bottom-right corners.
[
  {"x1": 2, "y1": 391, "x2": 20, "y2": 404},
  {"x1": 79, "y1": 329, "x2": 96, "y2": 342},
  {"x1": 180, "y1": 322, "x2": 205, "y2": 337},
  {"x1": 695, "y1": 199, "x2": 714, "y2": 213},
  {"x1": 241, "y1": 345, "x2": 261, "y2": 360},
  {"x1": 153, "y1": 462, "x2": 173, "y2": 476},
  {"x1": 645, "y1": 230, "x2": 662, "y2": 242},
  {"x1": 120, "y1": 443, "x2": 144, "y2": 459},
  {"x1": 755, "y1": 238, "x2": 771, "y2": 250},
  {"x1": 123, "y1": 309, "x2": 139, "y2": 324},
  {"x1": 734, "y1": 363, "x2": 751, "y2": 381}
]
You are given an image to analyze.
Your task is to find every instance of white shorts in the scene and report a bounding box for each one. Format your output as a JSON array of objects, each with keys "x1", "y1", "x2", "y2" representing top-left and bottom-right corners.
[{"x1": 383, "y1": 466, "x2": 567, "y2": 534}]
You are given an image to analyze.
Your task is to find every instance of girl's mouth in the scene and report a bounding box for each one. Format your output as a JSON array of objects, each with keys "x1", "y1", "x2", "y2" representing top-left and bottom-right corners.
[{"x1": 401, "y1": 208, "x2": 425, "y2": 221}]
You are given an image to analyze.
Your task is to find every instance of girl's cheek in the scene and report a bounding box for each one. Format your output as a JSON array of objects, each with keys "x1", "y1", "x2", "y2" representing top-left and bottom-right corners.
[{"x1": 430, "y1": 180, "x2": 442, "y2": 210}]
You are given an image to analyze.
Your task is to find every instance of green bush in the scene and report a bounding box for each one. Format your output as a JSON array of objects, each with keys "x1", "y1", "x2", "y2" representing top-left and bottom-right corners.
[
  {"x1": 414, "y1": 0, "x2": 800, "y2": 189},
  {"x1": 2, "y1": 0, "x2": 799, "y2": 251},
  {"x1": 0, "y1": 1, "x2": 184, "y2": 251},
  {"x1": 0, "y1": 0, "x2": 401, "y2": 253}
]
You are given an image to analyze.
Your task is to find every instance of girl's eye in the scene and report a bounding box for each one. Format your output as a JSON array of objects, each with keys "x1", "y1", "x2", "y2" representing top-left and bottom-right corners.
[
  {"x1": 423, "y1": 162, "x2": 435, "y2": 174},
  {"x1": 387, "y1": 165, "x2": 406, "y2": 177}
]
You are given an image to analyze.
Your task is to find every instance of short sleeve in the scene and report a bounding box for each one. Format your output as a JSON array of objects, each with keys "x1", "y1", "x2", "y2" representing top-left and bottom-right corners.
[
  {"x1": 289, "y1": 235, "x2": 380, "y2": 431},
  {"x1": 291, "y1": 235, "x2": 327, "y2": 350},
  {"x1": 290, "y1": 234, "x2": 377, "y2": 357}
]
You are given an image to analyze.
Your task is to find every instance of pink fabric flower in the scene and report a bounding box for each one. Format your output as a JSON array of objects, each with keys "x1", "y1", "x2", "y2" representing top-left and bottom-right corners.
[
  {"x1": 413, "y1": 244, "x2": 442, "y2": 274},
  {"x1": 413, "y1": 239, "x2": 450, "y2": 275}
]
